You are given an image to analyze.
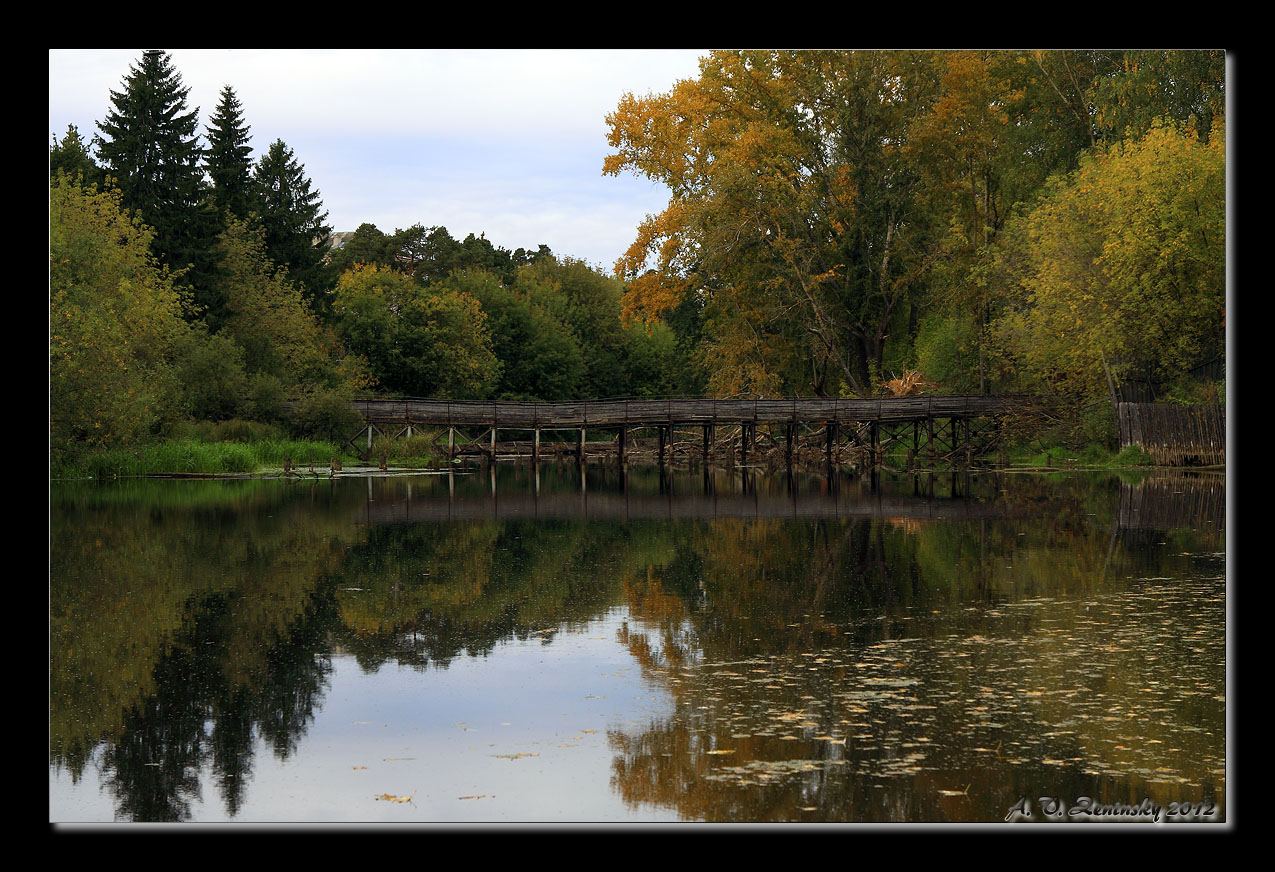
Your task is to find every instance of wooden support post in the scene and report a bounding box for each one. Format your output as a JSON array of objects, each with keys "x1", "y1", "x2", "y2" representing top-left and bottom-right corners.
[
  {"x1": 578, "y1": 428, "x2": 585, "y2": 462},
  {"x1": 785, "y1": 422, "x2": 794, "y2": 467},
  {"x1": 703, "y1": 424, "x2": 711, "y2": 461},
  {"x1": 739, "y1": 424, "x2": 748, "y2": 465},
  {"x1": 490, "y1": 427, "x2": 497, "y2": 459},
  {"x1": 618, "y1": 426, "x2": 627, "y2": 464},
  {"x1": 533, "y1": 428, "x2": 540, "y2": 463},
  {"x1": 870, "y1": 421, "x2": 879, "y2": 467},
  {"x1": 658, "y1": 426, "x2": 666, "y2": 466},
  {"x1": 448, "y1": 426, "x2": 455, "y2": 460}
]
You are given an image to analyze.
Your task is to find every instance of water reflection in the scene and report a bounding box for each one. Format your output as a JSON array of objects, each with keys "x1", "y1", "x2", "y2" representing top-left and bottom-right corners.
[{"x1": 50, "y1": 465, "x2": 1226, "y2": 822}]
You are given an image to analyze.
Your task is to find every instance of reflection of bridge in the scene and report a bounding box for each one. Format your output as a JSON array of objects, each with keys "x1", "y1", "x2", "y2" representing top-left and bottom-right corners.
[
  {"x1": 347, "y1": 396, "x2": 1021, "y2": 466},
  {"x1": 356, "y1": 470, "x2": 1021, "y2": 525}
]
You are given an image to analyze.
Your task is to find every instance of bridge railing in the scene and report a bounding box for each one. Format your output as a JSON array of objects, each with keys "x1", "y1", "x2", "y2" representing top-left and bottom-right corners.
[{"x1": 351, "y1": 395, "x2": 1021, "y2": 428}]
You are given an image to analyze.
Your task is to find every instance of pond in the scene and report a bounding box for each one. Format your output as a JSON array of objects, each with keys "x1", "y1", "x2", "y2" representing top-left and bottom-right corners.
[{"x1": 49, "y1": 463, "x2": 1227, "y2": 824}]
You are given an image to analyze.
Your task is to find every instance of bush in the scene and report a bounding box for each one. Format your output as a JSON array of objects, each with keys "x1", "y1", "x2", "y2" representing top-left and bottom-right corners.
[
  {"x1": 242, "y1": 373, "x2": 288, "y2": 423},
  {"x1": 173, "y1": 330, "x2": 248, "y2": 421},
  {"x1": 288, "y1": 387, "x2": 364, "y2": 443}
]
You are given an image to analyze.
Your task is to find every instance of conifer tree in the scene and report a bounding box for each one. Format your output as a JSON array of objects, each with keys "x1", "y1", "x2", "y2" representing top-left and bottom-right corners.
[
  {"x1": 204, "y1": 85, "x2": 256, "y2": 222},
  {"x1": 49, "y1": 124, "x2": 104, "y2": 190},
  {"x1": 93, "y1": 50, "x2": 222, "y2": 321},
  {"x1": 253, "y1": 138, "x2": 332, "y2": 310}
]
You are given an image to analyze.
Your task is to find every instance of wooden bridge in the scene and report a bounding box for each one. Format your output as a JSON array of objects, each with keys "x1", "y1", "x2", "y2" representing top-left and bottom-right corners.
[{"x1": 345, "y1": 395, "x2": 1021, "y2": 467}]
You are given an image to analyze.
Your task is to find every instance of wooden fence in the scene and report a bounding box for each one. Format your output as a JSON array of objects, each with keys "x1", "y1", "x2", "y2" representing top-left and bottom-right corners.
[{"x1": 1116, "y1": 402, "x2": 1225, "y2": 466}]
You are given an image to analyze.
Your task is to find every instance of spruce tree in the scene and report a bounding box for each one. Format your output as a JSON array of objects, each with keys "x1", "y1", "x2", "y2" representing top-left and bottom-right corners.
[
  {"x1": 49, "y1": 124, "x2": 104, "y2": 190},
  {"x1": 253, "y1": 138, "x2": 332, "y2": 311},
  {"x1": 204, "y1": 85, "x2": 256, "y2": 222},
  {"x1": 93, "y1": 50, "x2": 223, "y2": 323}
]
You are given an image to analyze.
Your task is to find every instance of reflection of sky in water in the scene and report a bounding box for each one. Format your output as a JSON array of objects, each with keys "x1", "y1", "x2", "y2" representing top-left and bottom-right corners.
[{"x1": 54, "y1": 610, "x2": 682, "y2": 823}]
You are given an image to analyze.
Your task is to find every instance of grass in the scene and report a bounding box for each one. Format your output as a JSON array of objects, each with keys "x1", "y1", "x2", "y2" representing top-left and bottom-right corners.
[
  {"x1": 1009, "y1": 442, "x2": 1154, "y2": 469},
  {"x1": 54, "y1": 428, "x2": 354, "y2": 480}
]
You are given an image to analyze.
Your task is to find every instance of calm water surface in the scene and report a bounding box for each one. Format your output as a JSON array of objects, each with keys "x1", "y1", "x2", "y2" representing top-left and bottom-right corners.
[{"x1": 49, "y1": 464, "x2": 1227, "y2": 824}]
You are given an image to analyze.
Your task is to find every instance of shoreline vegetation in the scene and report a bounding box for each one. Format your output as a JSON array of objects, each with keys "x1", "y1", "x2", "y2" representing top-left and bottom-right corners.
[{"x1": 51, "y1": 422, "x2": 1175, "y2": 481}]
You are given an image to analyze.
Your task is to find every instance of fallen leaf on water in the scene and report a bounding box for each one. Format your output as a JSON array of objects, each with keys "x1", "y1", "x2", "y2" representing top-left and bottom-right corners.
[
  {"x1": 375, "y1": 792, "x2": 416, "y2": 803},
  {"x1": 459, "y1": 795, "x2": 492, "y2": 800},
  {"x1": 706, "y1": 749, "x2": 736, "y2": 755},
  {"x1": 352, "y1": 765, "x2": 367, "y2": 770},
  {"x1": 491, "y1": 752, "x2": 539, "y2": 760}
]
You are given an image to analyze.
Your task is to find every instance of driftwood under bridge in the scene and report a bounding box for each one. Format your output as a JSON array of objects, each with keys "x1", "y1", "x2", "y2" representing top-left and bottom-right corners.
[{"x1": 343, "y1": 396, "x2": 1021, "y2": 468}]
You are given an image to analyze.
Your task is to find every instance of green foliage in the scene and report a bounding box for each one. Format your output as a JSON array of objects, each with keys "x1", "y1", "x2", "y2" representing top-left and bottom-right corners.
[
  {"x1": 286, "y1": 386, "x2": 365, "y2": 443},
  {"x1": 93, "y1": 50, "x2": 223, "y2": 315},
  {"x1": 622, "y1": 320, "x2": 683, "y2": 397},
  {"x1": 331, "y1": 264, "x2": 501, "y2": 398},
  {"x1": 56, "y1": 432, "x2": 348, "y2": 479},
  {"x1": 50, "y1": 125, "x2": 104, "y2": 190},
  {"x1": 520, "y1": 256, "x2": 629, "y2": 398},
  {"x1": 989, "y1": 120, "x2": 1224, "y2": 405},
  {"x1": 914, "y1": 313, "x2": 979, "y2": 394},
  {"x1": 213, "y1": 216, "x2": 362, "y2": 392},
  {"x1": 50, "y1": 177, "x2": 188, "y2": 467},
  {"x1": 324, "y1": 223, "x2": 400, "y2": 276},
  {"x1": 166, "y1": 418, "x2": 285, "y2": 444},
  {"x1": 204, "y1": 85, "x2": 256, "y2": 222},
  {"x1": 1091, "y1": 50, "x2": 1226, "y2": 145},
  {"x1": 172, "y1": 328, "x2": 249, "y2": 421},
  {"x1": 443, "y1": 268, "x2": 583, "y2": 401},
  {"x1": 242, "y1": 373, "x2": 289, "y2": 423},
  {"x1": 253, "y1": 138, "x2": 332, "y2": 307}
]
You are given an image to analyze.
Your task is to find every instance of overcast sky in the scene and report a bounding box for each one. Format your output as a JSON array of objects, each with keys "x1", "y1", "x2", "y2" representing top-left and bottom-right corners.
[{"x1": 48, "y1": 49, "x2": 708, "y2": 273}]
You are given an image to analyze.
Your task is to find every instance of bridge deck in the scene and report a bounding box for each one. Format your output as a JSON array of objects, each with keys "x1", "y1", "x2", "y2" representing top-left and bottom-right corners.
[{"x1": 352, "y1": 396, "x2": 1017, "y2": 429}]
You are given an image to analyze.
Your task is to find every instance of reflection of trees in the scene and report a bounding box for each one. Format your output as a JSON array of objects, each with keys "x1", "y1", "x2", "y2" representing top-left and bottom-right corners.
[
  {"x1": 607, "y1": 478, "x2": 1226, "y2": 822},
  {"x1": 101, "y1": 587, "x2": 339, "y2": 821},
  {"x1": 51, "y1": 478, "x2": 360, "y2": 820},
  {"x1": 330, "y1": 519, "x2": 661, "y2": 671}
]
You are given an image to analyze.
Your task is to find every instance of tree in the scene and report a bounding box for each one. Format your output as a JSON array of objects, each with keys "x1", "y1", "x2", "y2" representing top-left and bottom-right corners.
[
  {"x1": 253, "y1": 138, "x2": 332, "y2": 308},
  {"x1": 324, "y1": 223, "x2": 400, "y2": 277},
  {"x1": 50, "y1": 124, "x2": 104, "y2": 190},
  {"x1": 50, "y1": 177, "x2": 188, "y2": 464},
  {"x1": 605, "y1": 50, "x2": 943, "y2": 396},
  {"x1": 93, "y1": 50, "x2": 222, "y2": 313},
  {"x1": 204, "y1": 85, "x2": 257, "y2": 223},
  {"x1": 518, "y1": 256, "x2": 629, "y2": 398},
  {"x1": 213, "y1": 216, "x2": 368, "y2": 394},
  {"x1": 330, "y1": 264, "x2": 500, "y2": 398},
  {"x1": 1091, "y1": 50, "x2": 1226, "y2": 145},
  {"x1": 440, "y1": 269, "x2": 583, "y2": 401},
  {"x1": 989, "y1": 119, "x2": 1225, "y2": 404}
]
